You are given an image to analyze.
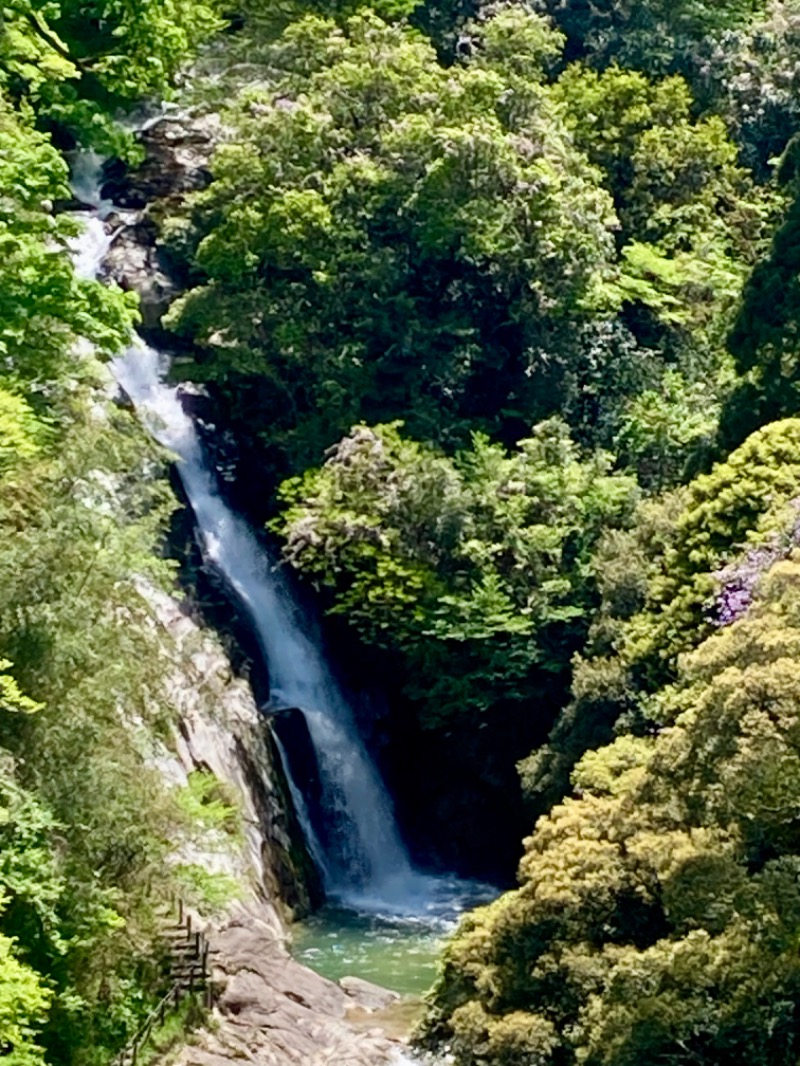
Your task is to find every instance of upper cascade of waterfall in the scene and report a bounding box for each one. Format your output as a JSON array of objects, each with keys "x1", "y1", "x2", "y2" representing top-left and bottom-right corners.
[
  {"x1": 70, "y1": 154, "x2": 436, "y2": 912},
  {"x1": 69, "y1": 153, "x2": 120, "y2": 279}
]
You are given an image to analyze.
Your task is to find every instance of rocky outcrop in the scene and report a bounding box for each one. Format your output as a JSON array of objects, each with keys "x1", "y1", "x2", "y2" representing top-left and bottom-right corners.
[
  {"x1": 102, "y1": 112, "x2": 220, "y2": 209},
  {"x1": 339, "y1": 977, "x2": 402, "y2": 1013},
  {"x1": 100, "y1": 111, "x2": 222, "y2": 334},
  {"x1": 148, "y1": 584, "x2": 318, "y2": 921},
  {"x1": 148, "y1": 587, "x2": 421, "y2": 1064},
  {"x1": 103, "y1": 217, "x2": 181, "y2": 332},
  {"x1": 172, "y1": 904, "x2": 417, "y2": 1066}
]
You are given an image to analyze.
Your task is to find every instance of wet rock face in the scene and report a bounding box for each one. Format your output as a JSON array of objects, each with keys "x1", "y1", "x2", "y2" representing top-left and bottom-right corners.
[
  {"x1": 147, "y1": 585, "x2": 318, "y2": 921},
  {"x1": 103, "y1": 217, "x2": 181, "y2": 332},
  {"x1": 95, "y1": 112, "x2": 225, "y2": 335},
  {"x1": 101, "y1": 113, "x2": 219, "y2": 208},
  {"x1": 98, "y1": 112, "x2": 223, "y2": 335}
]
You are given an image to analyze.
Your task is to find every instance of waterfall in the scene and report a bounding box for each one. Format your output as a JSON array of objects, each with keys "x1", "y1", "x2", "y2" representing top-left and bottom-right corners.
[{"x1": 70, "y1": 157, "x2": 431, "y2": 910}]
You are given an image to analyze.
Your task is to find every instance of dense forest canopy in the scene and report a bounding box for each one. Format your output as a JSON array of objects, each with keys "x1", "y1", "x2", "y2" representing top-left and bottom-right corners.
[
  {"x1": 165, "y1": 5, "x2": 776, "y2": 480},
  {"x1": 7, "y1": 0, "x2": 800, "y2": 1062}
]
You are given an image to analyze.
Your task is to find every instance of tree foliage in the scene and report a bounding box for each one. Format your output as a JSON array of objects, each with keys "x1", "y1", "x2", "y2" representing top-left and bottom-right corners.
[
  {"x1": 0, "y1": 0, "x2": 221, "y2": 151},
  {"x1": 0, "y1": 97, "x2": 135, "y2": 387},
  {"x1": 0, "y1": 22, "x2": 221, "y2": 1059},
  {"x1": 419, "y1": 553, "x2": 800, "y2": 1066},
  {"x1": 0, "y1": 399, "x2": 190, "y2": 1065},
  {"x1": 276, "y1": 419, "x2": 637, "y2": 727},
  {"x1": 164, "y1": 7, "x2": 767, "y2": 487},
  {"x1": 166, "y1": 9, "x2": 616, "y2": 469},
  {"x1": 520, "y1": 419, "x2": 800, "y2": 814}
]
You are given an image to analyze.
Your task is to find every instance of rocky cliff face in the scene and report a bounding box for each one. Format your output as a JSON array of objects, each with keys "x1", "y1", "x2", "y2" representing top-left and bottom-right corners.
[
  {"x1": 148, "y1": 585, "x2": 316, "y2": 921},
  {"x1": 101, "y1": 111, "x2": 219, "y2": 336},
  {"x1": 149, "y1": 585, "x2": 418, "y2": 1064}
]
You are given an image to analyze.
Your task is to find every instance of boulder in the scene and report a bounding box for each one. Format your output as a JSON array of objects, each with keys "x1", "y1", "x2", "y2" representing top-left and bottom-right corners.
[
  {"x1": 101, "y1": 112, "x2": 221, "y2": 209},
  {"x1": 103, "y1": 219, "x2": 181, "y2": 330},
  {"x1": 340, "y1": 976, "x2": 402, "y2": 1012}
]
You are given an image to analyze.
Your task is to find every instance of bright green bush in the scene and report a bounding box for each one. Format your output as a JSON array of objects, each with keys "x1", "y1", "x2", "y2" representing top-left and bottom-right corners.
[
  {"x1": 418, "y1": 554, "x2": 800, "y2": 1066},
  {"x1": 521, "y1": 420, "x2": 800, "y2": 814},
  {"x1": 276, "y1": 419, "x2": 637, "y2": 727}
]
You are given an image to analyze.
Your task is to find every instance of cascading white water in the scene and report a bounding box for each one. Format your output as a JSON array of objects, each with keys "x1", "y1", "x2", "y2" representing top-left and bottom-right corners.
[
  {"x1": 70, "y1": 155, "x2": 431, "y2": 909},
  {"x1": 113, "y1": 343, "x2": 426, "y2": 904}
]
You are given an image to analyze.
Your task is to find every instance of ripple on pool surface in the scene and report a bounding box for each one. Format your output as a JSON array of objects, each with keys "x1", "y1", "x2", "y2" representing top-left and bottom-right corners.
[
  {"x1": 292, "y1": 905, "x2": 444, "y2": 996},
  {"x1": 291, "y1": 880, "x2": 498, "y2": 998}
]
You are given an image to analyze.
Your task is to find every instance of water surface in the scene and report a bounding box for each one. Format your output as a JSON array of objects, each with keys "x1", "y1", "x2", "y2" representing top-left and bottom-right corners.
[{"x1": 293, "y1": 879, "x2": 497, "y2": 997}]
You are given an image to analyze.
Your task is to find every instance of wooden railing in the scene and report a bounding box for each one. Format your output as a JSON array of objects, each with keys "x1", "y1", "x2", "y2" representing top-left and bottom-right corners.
[{"x1": 112, "y1": 900, "x2": 213, "y2": 1066}]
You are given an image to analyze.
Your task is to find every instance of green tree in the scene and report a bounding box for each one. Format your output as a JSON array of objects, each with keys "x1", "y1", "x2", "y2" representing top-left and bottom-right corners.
[
  {"x1": 419, "y1": 552, "x2": 800, "y2": 1066},
  {"x1": 0, "y1": 95, "x2": 135, "y2": 388},
  {"x1": 0, "y1": 0, "x2": 222, "y2": 150},
  {"x1": 521, "y1": 420, "x2": 800, "y2": 815},
  {"x1": 534, "y1": 0, "x2": 767, "y2": 72},
  {"x1": 535, "y1": 0, "x2": 800, "y2": 177},
  {"x1": 724, "y1": 138, "x2": 800, "y2": 445},
  {"x1": 164, "y1": 9, "x2": 619, "y2": 476},
  {"x1": 0, "y1": 391, "x2": 47, "y2": 476},
  {"x1": 0, "y1": 664, "x2": 60, "y2": 1066},
  {"x1": 163, "y1": 9, "x2": 771, "y2": 489},
  {"x1": 612, "y1": 369, "x2": 721, "y2": 489},
  {"x1": 554, "y1": 63, "x2": 774, "y2": 337},
  {"x1": 0, "y1": 400, "x2": 188, "y2": 1066},
  {"x1": 623, "y1": 417, "x2": 800, "y2": 686},
  {"x1": 275, "y1": 419, "x2": 637, "y2": 727},
  {"x1": 0, "y1": 934, "x2": 51, "y2": 1066}
]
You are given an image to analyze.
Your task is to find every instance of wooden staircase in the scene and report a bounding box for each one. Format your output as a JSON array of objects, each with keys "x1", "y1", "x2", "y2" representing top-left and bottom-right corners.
[{"x1": 112, "y1": 900, "x2": 214, "y2": 1066}]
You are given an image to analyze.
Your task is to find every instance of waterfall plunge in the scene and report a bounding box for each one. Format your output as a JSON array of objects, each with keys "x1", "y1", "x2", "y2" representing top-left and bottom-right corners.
[
  {"x1": 71, "y1": 158, "x2": 431, "y2": 911},
  {"x1": 114, "y1": 344, "x2": 427, "y2": 907}
]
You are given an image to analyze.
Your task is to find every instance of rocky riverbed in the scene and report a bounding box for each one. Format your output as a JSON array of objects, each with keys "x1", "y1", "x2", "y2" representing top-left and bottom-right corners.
[{"x1": 179, "y1": 903, "x2": 416, "y2": 1066}]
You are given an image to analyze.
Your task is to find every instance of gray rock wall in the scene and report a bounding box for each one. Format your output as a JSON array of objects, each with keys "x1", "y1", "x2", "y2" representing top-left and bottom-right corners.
[
  {"x1": 147, "y1": 584, "x2": 315, "y2": 924},
  {"x1": 149, "y1": 585, "x2": 419, "y2": 1064}
]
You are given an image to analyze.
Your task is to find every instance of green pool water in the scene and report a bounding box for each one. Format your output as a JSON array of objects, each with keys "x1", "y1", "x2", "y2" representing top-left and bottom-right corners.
[
  {"x1": 292, "y1": 905, "x2": 444, "y2": 996},
  {"x1": 291, "y1": 880, "x2": 498, "y2": 998}
]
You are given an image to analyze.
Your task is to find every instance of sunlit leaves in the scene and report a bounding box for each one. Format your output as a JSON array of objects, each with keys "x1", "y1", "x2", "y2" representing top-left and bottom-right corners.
[
  {"x1": 420, "y1": 555, "x2": 800, "y2": 1066},
  {"x1": 0, "y1": 933, "x2": 51, "y2": 1066},
  {"x1": 276, "y1": 419, "x2": 636, "y2": 725},
  {"x1": 0, "y1": 98, "x2": 135, "y2": 388},
  {"x1": 0, "y1": 0, "x2": 221, "y2": 149}
]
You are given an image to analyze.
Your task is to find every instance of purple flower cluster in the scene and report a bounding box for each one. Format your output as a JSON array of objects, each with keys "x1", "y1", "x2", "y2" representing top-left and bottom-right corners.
[{"x1": 713, "y1": 500, "x2": 800, "y2": 627}]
